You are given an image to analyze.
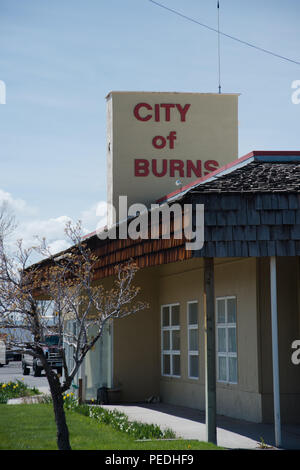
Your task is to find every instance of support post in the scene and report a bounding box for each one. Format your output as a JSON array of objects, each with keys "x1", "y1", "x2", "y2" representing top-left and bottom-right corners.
[
  {"x1": 203, "y1": 257, "x2": 217, "y2": 445},
  {"x1": 78, "y1": 378, "x2": 83, "y2": 405},
  {"x1": 81, "y1": 358, "x2": 86, "y2": 403},
  {"x1": 270, "y1": 256, "x2": 282, "y2": 448}
]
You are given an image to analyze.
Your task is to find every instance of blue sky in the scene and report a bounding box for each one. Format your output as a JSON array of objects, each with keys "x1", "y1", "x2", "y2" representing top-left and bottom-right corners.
[{"x1": 0, "y1": 0, "x2": 300, "y2": 252}]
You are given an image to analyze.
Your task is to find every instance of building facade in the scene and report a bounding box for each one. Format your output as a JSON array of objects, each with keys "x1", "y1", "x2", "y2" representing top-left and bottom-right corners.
[{"x1": 78, "y1": 151, "x2": 300, "y2": 425}]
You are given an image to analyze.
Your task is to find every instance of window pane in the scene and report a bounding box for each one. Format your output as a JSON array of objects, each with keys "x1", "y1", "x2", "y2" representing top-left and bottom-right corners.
[
  {"x1": 189, "y1": 329, "x2": 198, "y2": 351},
  {"x1": 218, "y1": 356, "x2": 227, "y2": 381},
  {"x1": 173, "y1": 354, "x2": 180, "y2": 376},
  {"x1": 189, "y1": 355, "x2": 199, "y2": 378},
  {"x1": 228, "y1": 327, "x2": 237, "y2": 353},
  {"x1": 188, "y1": 303, "x2": 198, "y2": 325},
  {"x1": 162, "y1": 306, "x2": 170, "y2": 326},
  {"x1": 218, "y1": 328, "x2": 226, "y2": 353},
  {"x1": 227, "y1": 298, "x2": 236, "y2": 323},
  {"x1": 171, "y1": 305, "x2": 180, "y2": 326},
  {"x1": 217, "y1": 299, "x2": 225, "y2": 323},
  {"x1": 163, "y1": 354, "x2": 170, "y2": 375},
  {"x1": 172, "y1": 330, "x2": 180, "y2": 350},
  {"x1": 162, "y1": 331, "x2": 170, "y2": 350},
  {"x1": 229, "y1": 357, "x2": 238, "y2": 383}
]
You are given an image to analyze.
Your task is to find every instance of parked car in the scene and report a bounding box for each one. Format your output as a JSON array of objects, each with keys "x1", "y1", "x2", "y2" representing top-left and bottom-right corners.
[
  {"x1": 22, "y1": 334, "x2": 63, "y2": 376},
  {"x1": 0, "y1": 340, "x2": 7, "y2": 367}
]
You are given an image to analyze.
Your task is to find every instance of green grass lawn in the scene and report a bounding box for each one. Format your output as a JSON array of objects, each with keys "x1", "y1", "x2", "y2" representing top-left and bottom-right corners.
[{"x1": 0, "y1": 404, "x2": 221, "y2": 450}]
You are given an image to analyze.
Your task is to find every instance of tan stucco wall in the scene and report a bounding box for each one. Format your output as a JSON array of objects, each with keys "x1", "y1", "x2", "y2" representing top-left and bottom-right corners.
[
  {"x1": 112, "y1": 267, "x2": 161, "y2": 402},
  {"x1": 158, "y1": 258, "x2": 206, "y2": 410},
  {"x1": 84, "y1": 255, "x2": 300, "y2": 424},
  {"x1": 215, "y1": 258, "x2": 262, "y2": 422},
  {"x1": 258, "y1": 257, "x2": 300, "y2": 423},
  {"x1": 158, "y1": 257, "x2": 262, "y2": 422},
  {"x1": 108, "y1": 257, "x2": 262, "y2": 422},
  {"x1": 83, "y1": 269, "x2": 161, "y2": 402}
]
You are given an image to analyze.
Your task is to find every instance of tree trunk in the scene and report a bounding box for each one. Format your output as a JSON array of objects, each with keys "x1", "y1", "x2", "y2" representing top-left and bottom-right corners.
[{"x1": 46, "y1": 369, "x2": 71, "y2": 450}]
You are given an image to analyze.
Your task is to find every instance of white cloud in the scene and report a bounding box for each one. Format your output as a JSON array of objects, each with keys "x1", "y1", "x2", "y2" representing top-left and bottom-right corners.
[
  {"x1": 15, "y1": 215, "x2": 73, "y2": 250},
  {"x1": 12, "y1": 201, "x2": 107, "y2": 256},
  {"x1": 0, "y1": 188, "x2": 37, "y2": 216},
  {"x1": 1, "y1": 187, "x2": 107, "y2": 259},
  {"x1": 79, "y1": 201, "x2": 107, "y2": 235}
]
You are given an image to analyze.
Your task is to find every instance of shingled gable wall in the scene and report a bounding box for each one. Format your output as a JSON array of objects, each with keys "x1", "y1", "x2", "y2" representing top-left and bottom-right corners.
[{"x1": 191, "y1": 192, "x2": 300, "y2": 258}]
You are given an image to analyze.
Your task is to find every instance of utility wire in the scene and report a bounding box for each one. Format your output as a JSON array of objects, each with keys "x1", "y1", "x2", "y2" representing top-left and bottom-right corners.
[{"x1": 148, "y1": 0, "x2": 300, "y2": 67}]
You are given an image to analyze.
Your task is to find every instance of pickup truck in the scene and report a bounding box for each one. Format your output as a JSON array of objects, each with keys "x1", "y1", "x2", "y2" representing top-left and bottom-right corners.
[{"x1": 22, "y1": 334, "x2": 63, "y2": 377}]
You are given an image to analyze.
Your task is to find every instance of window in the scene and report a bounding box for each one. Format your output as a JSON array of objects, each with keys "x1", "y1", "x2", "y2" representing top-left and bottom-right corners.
[
  {"x1": 161, "y1": 304, "x2": 180, "y2": 377},
  {"x1": 216, "y1": 297, "x2": 238, "y2": 384},
  {"x1": 187, "y1": 301, "x2": 199, "y2": 379}
]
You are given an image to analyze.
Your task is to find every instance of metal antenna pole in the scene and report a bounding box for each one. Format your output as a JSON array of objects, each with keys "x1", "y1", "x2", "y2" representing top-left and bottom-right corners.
[{"x1": 217, "y1": 1, "x2": 221, "y2": 94}]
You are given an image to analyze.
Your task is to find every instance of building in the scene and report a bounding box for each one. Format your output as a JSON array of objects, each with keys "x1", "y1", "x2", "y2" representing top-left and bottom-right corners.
[{"x1": 77, "y1": 150, "x2": 300, "y2": 428}]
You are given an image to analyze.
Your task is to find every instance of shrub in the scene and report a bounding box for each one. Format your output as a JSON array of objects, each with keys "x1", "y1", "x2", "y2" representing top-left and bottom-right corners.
[
  {"x1": 74, "y1": 404, "x2": 176, "y2": 440},
  {"x1": 0, "y1": 380, "x2": 40, "y2": 404},
  {"x1": 62, "y1": 392, "x2": 78, "y2": 410}
]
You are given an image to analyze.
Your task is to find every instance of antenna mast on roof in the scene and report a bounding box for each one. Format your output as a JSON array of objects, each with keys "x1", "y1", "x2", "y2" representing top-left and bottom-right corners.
[{"x1": 217, "y1": 1, "x2": 222, "y2": 94}]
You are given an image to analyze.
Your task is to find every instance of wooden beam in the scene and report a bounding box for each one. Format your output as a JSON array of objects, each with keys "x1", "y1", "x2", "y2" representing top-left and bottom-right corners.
[{"x1": 203, "y1": 257, "x2": 217, "y2": 445}]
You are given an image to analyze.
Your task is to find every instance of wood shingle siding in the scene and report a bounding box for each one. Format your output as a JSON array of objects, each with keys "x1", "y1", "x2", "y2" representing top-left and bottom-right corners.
[{"x1": 192, "y1": 192, "x2": 300, "y2": 258}]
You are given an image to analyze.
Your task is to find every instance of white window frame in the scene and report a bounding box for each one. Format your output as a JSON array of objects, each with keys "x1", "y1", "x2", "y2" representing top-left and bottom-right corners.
[
  {"x1": 161, "y1": 303, "x2": 181, "y2": 378},
  {"x1": 216, "y1": 296, "x2": 238, "y2": 384},
  {"x1": 187, "y1": 300, "x2": 199, "y2": 380}
]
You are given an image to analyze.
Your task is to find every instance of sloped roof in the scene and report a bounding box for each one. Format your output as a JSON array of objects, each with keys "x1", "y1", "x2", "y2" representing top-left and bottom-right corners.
[
  {"x1": 190, "y1": 161, "x2": 300, "y2": 193},
  {"x1": 157, "y1": 151, "x2": 300, "y2": 203}
]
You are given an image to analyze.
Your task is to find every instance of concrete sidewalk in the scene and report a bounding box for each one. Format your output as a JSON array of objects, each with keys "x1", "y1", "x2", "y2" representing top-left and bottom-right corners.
[{"x1": 101, "y1": 403, "x2": 300, "y2": 450}]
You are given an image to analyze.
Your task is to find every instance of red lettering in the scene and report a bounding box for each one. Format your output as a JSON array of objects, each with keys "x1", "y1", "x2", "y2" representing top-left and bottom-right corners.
[
  {"x1": 153, "y1": 132, "x2": 177, "y2": 149},
  {"x1": 152, "y1": 159, "x2": 168, "y2": 177},
  {"x1": 154, "y1": 104, "x2": 160, "y2": 122},
  {"x1": 152, "y1": 135, "x2": 166, "y2": 149},
  {"x1": 134, "y1": 159, "x2": 218, "y2": 178},
  {"x1": 133, "y1": 102, "x2": 191, "y2": 122},
  {"x1": 133, "y1": 103, "x2": 152, "y2": 121},
  {"x1": 187, "y1": 160, "x2": 202, "y2": 178},
  {"x1": 170, "y1": 160, "x2": 184, "y2": 177},
  {"x1": 176, "y1": 103, "x2": 191, "y2": 122},
  {"x1": 134, "y1": 159, "x2": 149, "y2": 176},
  {"x1": 166, "y1": 131, "x2": 177, "y2": 149},
  {"x1": 204, "y1": 160, "x2": 219, "y2": 175},
  {"x1": 160, "y1": 103, "x2": 175, "y2": 122}
]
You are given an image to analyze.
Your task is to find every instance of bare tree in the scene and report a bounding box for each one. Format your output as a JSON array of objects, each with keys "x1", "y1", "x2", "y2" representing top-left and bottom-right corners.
[
  {"x1": 0, "y1": 216, "x2": 148, "y2": 450},
  {"x1": 0, "y1": 202, "x2": 16, "y2": 241}
]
